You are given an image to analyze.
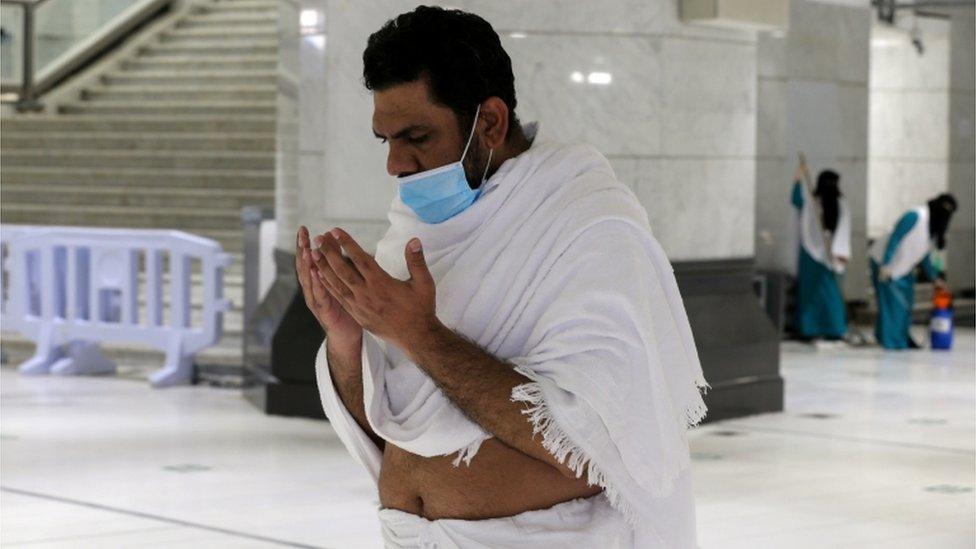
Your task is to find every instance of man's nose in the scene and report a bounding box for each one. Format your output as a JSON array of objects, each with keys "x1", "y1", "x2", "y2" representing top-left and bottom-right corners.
[{"x1": 387, "y1": 146, "x2": 418, "y2": 177}]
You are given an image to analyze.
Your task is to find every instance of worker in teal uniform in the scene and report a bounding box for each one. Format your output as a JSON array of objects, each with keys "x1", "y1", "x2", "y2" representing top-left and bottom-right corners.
[
  {"x1": 791, "y1": 165, "x2": 850, "y2": 341},
  {"x1": 869, "y1": 194, "x2": 956, "y2": 349}
]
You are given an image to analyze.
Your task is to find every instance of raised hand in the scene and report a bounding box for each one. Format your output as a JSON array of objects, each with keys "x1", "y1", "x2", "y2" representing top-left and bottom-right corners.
[
  {"x1": 295, "y1": 226, "x2": 363, "y2": 346},
  {"x1": 309, "y1": 227, "x2": 439, "y2": 355}
]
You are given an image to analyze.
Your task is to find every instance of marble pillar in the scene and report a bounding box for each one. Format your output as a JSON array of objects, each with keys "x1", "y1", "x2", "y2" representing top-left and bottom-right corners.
[
  {"x1": 947, "y1": 13, "x2": 975, "y2": 291},
  {"x1": 868, "y1": 17, "x2": 951, "y2": 240},
  {"x1": 754, "y1": 0, "x2": 871, "y2": 301}
]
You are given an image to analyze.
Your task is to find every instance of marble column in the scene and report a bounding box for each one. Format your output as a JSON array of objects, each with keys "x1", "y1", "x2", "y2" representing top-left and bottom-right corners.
[
  {"x1": 868, "y1": 17, "x2": 951, "y2": 240},
  {"x1": 754, "y1": 0, "x2": 872, "y2": 302},
  {"x1": 947, "y1": 13, "x2": 975, "y2": 291}
]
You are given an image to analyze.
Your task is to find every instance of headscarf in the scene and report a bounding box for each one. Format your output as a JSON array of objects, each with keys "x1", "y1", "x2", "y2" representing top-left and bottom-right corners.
[
  {"x1": 928, "y1": 193, "x2": 957, "y2": 250},
  {"x1": 814, "y1": 170, "x2": 841, "y2": 233}
]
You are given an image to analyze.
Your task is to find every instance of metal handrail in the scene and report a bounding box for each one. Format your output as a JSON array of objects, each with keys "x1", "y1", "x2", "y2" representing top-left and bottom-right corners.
[
  {"x1": 2, "y1": 0, "x2": 51, "y2": 111},
  {"x1": 0, "y1": 0, "x2": 171, "y2": 112}
]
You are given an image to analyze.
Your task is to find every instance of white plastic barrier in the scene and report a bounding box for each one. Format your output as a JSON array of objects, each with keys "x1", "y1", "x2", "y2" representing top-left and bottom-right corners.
[{"x1": 0, "y1": 225, "x2": 233, "y2": 387}]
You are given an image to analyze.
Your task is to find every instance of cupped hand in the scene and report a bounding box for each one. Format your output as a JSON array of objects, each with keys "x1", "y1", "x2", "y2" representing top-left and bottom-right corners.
[{"x1": 295, "y1": 226, "x2": 363, "y2": 347}]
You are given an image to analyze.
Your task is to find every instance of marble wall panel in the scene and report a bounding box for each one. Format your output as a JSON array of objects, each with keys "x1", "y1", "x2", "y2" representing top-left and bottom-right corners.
[
  {"x1": 867, "y1": 160, "x2": 948, "y2": 236},
  {"x1": 451, "y1": 0, "x2": 665, "y2": 35},
  {"x1": 753, "y1": 158, "x2": 797, "y2": 273},
  {"x1": 868, "y1": 19, "x2": 951, "y2": 240},
  {"x1": 950, "y1": 14, "x2": 975, "y2": 93},
  {"x1": 787, "y1": 0, "x2": 870, "y2": 84},
  {"x1": 637, "y1": 159, "x2": 756, "y2": 260},
  {"x1": 660, "y1": 37, "x2": 757, "y2": 157},
  {"x1": 869, "y1": 91, "x2": 949, "y2": 159},
  {"x1": 757, "y1": 79, "x2": 788, "y2": 158},
  {"x1": 757, "y1": 32, "x2": 787, "y2": 79},
  {"x1": 502, "y1": 34, "x2": 664, "y2": 157},
  {"x1": 298, "y1": 33, "x2": 328, "y2": 153},
  {"x1": 949, "y1": 90, "x2": 975, "y2": 162}
]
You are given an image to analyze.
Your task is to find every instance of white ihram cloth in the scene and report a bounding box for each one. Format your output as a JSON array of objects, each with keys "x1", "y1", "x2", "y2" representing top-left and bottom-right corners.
[
  {"x1": 379, "y1": 494, "x2": 633, "y2": 548},
  {"x1": 869, "y1": 206, "x2": 931, "y2": 279},
  {"x1": 315, "y1": 132, "x2": 708, "y2": 547},
  {"x1": 796, "y1": 183, "x2": 852, "y2": 273}
]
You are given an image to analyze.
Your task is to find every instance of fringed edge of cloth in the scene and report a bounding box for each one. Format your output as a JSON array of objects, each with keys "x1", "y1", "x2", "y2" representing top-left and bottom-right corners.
[{"x1": 510, "y1": 378, "x2": 709, "y2": 529}]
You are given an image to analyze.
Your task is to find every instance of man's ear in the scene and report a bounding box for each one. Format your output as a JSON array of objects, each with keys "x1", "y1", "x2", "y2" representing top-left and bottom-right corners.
[{"x1": 478, "y1": 96, "x2": 510, "y2": 150}]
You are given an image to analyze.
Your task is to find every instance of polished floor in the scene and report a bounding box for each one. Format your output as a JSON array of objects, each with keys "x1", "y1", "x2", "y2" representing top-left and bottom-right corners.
[{"x1": 1, "y1": 329, "x2": 974, "y2": 548}]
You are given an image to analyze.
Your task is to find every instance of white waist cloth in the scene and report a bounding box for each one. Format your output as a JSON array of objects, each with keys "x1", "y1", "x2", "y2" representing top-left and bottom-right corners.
[{"x1": 379, "y1": 494, "x2": 633, "y2": 549}]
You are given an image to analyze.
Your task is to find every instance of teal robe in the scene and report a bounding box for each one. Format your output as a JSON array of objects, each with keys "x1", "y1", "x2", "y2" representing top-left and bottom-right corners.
[
  {"x1": 870, "y1": 211, "x2": 938, "y2": 349},
  {"x1": 792, "y1": 183, "x2": 847, "y2": 339}
]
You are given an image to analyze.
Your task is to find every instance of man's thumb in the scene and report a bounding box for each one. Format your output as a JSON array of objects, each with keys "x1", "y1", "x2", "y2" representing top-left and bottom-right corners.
[{"x1": 405, "y1": 238, "x2": 432, "y2": 285}]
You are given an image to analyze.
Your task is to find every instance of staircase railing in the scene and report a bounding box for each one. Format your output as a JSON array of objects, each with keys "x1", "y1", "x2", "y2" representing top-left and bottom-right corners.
[{"x1": 0, "y1": 0, "x2": 171, "y2": 111}]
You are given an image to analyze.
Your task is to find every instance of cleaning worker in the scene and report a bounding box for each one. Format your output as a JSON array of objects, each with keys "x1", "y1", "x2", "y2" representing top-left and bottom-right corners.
[
  {"x1": 791, "y1": 160, "x2": 851, "y2": 342},
  {"x1": 869, "y1": 193, "x2": 957, "y2": 349}
]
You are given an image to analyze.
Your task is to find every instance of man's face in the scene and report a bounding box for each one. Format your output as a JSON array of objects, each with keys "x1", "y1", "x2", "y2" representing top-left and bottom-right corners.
[{"x1": 372, "y1": 80, "x2": 484, "y2": 186}]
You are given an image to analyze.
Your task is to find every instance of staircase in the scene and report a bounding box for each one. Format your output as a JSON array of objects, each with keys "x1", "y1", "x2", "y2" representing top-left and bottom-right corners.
[{"x1": 0, "y1": 0, "x2": 280, "y2": 379}]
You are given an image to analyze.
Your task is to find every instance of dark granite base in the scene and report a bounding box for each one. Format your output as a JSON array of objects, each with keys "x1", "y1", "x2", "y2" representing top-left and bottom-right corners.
[
  {"x1": 674, "y1": 259, "x2": 784, "y2": 422},
  {"x1": 244, "y1": 253, "x2": 784, "y2": 423},
  {"x1": 242, "y1": 248, "x2": 326, "y2": 419}
]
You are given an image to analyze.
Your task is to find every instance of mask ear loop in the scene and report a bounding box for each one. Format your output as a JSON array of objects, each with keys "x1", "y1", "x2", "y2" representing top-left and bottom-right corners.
[
  {"x1": 460, "y1": 104, "x2": 481, "y2": 162},
  {"x1": 480, "y1": 149, "x2": 494, "y2": 185}
]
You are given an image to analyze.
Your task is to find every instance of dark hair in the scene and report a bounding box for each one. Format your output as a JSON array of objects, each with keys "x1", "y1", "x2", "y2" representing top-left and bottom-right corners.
[
  {"x1": 363, "y1": 6, "x2": 520, "y2": 140},
  {"x1": 928, "y1": 193, "x2": 957, "y2": 250},
  {"x1": 814, "y1": 169, "x2": 841, "y2": 233}
]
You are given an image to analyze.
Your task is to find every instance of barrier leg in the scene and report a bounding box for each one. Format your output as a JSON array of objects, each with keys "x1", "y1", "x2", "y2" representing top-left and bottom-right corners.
[
  {"x1": 18, "y1": 324, "x2": 63, "y2": 375},
  {"x1": 51, "y1": 340, "x2": 117, "y2": 376},
  {"x1": 149, "y1": 333, "x2": 194, "y2": 387}
]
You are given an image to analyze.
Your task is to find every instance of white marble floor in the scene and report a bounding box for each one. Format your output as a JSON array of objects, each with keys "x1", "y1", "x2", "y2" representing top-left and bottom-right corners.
[{"x1": 1, "y1": 330, "x2": 974, "y2": 548}]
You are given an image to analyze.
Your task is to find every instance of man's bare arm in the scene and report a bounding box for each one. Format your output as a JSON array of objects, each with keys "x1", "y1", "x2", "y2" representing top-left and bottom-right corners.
[
  {"x1": 326, "y1": 336, "x2": 386, "y2": 451},
  {"x1": 405, "y1": 321, "x2": 577, "y2": 478}
]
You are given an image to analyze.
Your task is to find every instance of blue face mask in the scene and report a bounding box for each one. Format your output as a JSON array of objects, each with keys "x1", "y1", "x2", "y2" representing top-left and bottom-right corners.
[{"x1": 398, "y1": 105, "x2": 493, "y2": 224}]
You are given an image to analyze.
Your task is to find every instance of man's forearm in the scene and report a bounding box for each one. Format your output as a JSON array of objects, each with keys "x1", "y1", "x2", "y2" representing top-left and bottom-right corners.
[
  {"x1": 404, "y1": 322, "x2": 576, "y2": 477},
  {"x1": 327, "y1": 336, "x2": 386, "y2": 451}
]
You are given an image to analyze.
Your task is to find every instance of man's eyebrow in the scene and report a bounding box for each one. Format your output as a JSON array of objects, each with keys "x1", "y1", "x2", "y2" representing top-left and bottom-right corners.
[{"x1": 372, "y1": 124, "x2": 429, "y2": 140}]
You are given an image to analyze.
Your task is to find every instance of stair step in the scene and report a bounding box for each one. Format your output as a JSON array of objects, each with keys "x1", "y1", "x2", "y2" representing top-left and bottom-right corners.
[
  {"x1": 1, "y1": 131, "x2": 274, "y2": 151},
  {"x1": 58, "y1": 101, "x2": 276, "y2": 116},
  {"x1": 81, "y1": 84, "x2": 275, "y2": 103},
  {"x1": 121, "y1": 55, "x2": 277, "y2": 71},
  {"x1": 139, "y1": 40, "x2": 277, "y2": 57},
  {"x1": 176, "y1": 13, "x2": 277, "y2": 28},
  {"x1": 161, "y1": 26, "x2": 277, "y2": 41},
  {"x1": 195, "y1": 0, "x2": 278, "y2": 14},
  {"x1": 1, "y1": 184, "x2": 273, "y2": 210},
  {"x1": 0, "y1": 203, "x2": 244, "y2": 231},
  {"x1": 2, "y1": 149, "x2": 274, "y2": 170},
  {"x1": 0, "y1": 115, "x2": 276, "y2": 133},
  {"x1": 0, "y1": 166, "x2": 273, "y2": 190},
  {"x1": 101, "y1": 70, "x2": 277, "y2": 86}
]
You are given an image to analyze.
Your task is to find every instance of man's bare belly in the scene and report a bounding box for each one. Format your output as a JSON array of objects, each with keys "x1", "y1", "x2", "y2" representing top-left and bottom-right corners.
[{"x1": 378, "y1": 437, "x2": 603, "y2": 521}]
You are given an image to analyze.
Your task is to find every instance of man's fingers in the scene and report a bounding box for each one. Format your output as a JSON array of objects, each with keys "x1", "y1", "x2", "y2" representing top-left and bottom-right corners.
[
  {"x1": 318, "y1": 233, "x2": 365, "y2": 290},
  {"x1": 316, "y1": 265, "x2": 354, "y2": 313},
  {"x1": 309, "y1": 263, "x2": 332, "y2": 308},
  {"x1": 295, "y1": 228, "x2": 317, "y2": 305},
  {"x1": 313, "y1": 239, "x2": 355, "y2": 300},
  {"x1": 331, "y1": 228, "x2": 379, "y2": 278}
]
